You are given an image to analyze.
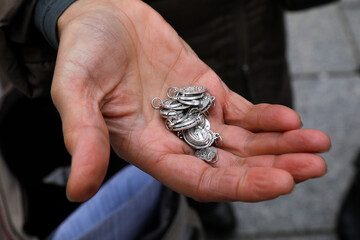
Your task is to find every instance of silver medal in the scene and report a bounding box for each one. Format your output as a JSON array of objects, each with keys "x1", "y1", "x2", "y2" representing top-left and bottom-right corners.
[
  {"x1": 198, "y1": 93, "x2": 215, "y2": 113},
  {"x1": 195, "y1": 147, "x2": 218, "y2": 163},
  {"x1": 179, "y1": 86, "x2": 206, "y2": 95},
  {"x1": 177, "y1": 93, "x2": 204, "y2": 101},
  {"x1": 177, "y1": 98, "x2": 201, "y2": 106},
  {"x1": 160, "y1": 108, "x2": 184, "y2": 119},
  {"x1": 169, "y1": 114, "x2": 204, "y2": 131},
  {"x1": 183, "y1": 127, "x2": 215, "y2": 149},
  {"x1": 162, "y1": 99, "x2": 190, "y2": 110},
  {"x1": 151, "y1": 86, "x2": 221, "y2": 164}
]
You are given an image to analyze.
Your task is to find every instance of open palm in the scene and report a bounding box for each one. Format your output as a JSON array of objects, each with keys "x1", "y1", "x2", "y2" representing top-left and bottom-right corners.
[{"x1": 52, "y1": 0, "x2": 330, "y2": 202}]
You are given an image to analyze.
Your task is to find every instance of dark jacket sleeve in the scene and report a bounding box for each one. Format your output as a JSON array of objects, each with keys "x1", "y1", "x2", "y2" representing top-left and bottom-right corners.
[
  {"x1": 281, "y1": 0, "x2": 339, "y2": 11},
  {"x1": 34, "y1": 0, "x2": 77, "y2": 49},
  {"x1": 0, "y1": 0, "x2": 57, "y2": 98}
]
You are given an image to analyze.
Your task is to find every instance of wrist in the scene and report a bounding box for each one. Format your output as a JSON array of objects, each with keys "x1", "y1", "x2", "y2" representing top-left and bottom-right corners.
[
  {"x1": 57, "y1": 0, "x2": 86, "y2": 39},
  {"x1": 57, "y1": 0, "x2": 138, "y2": 39}
]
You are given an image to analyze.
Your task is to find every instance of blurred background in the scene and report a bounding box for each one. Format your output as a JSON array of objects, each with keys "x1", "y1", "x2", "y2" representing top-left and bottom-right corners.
[{"x1": 218, "y1": 0, "x2": 360, "y2": 239}]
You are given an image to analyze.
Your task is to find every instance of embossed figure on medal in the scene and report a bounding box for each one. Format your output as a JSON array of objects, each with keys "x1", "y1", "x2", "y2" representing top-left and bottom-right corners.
[{"x1": 151, "y1": 86, "x2": 221, "y2": 163}]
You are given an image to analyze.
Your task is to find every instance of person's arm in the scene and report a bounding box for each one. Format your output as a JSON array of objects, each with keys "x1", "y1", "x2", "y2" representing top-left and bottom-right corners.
[{"x1": 51, "y1": 0, "x2": 330, "y2": 202}]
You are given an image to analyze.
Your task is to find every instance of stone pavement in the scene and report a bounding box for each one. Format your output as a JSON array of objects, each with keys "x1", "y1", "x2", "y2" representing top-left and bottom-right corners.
[{"x1": 211, "y1": 1, "x2": 360, "y2": 239}]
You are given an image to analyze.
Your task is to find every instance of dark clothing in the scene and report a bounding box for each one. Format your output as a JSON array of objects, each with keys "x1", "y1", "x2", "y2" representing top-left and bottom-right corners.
[
  {"x1": 34, "y1": 0, "x2": 76, "y2": 49},
  {"x1": 147, "y1": 0, "x2": 292, "y2": 106},
  {"x1": 0, "y1": 0, "x2": 337, "y2": 103},
  {"x1": 0, "y1": 0, "x2": 55, "y2": 98},
  {"x1": 0, "y1": 0, "x2": 292, "y2": 104}
]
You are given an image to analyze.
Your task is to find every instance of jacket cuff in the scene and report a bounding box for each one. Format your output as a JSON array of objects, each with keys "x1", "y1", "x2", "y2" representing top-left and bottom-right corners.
[{"x1": 34, "y1": 0, "x2": 77, "y2": 49}]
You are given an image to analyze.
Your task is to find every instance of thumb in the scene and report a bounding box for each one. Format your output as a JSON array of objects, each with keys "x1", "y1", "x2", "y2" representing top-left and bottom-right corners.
[{"x1": 53, "y1": 92, "x2": 110, "y2": 202}]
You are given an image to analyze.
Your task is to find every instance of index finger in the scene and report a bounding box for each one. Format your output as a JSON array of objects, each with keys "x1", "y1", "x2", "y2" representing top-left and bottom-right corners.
[{"x1": 221, "y1": 90, "x2": 302, "y2": 132}]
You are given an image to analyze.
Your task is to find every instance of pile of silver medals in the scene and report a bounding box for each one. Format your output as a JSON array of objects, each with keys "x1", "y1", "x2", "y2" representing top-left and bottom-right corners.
[{"x1": 151, "y1": 86, "x2": 222, "y2": 164}]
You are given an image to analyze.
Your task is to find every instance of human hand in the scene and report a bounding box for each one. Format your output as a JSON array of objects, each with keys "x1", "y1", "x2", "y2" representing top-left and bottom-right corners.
[{"x1": 52, "y1": 0, "x2": 331, "y2": 202}]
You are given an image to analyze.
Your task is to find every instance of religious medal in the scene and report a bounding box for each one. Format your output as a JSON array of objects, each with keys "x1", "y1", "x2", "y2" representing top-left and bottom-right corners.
[{"x1": 152, "y1": 86, "x2": 220, "y2": 163}]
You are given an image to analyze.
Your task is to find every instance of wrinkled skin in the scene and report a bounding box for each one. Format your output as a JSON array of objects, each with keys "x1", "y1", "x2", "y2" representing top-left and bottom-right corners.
[{"x1": 52, "y1": 0, "x2": 331, "y2": 202}]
